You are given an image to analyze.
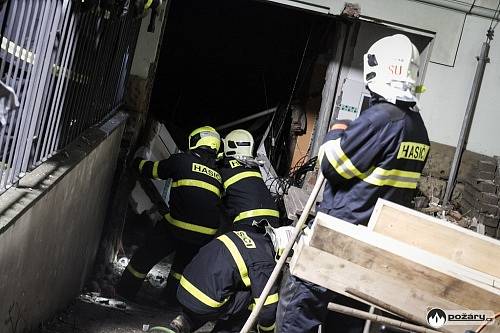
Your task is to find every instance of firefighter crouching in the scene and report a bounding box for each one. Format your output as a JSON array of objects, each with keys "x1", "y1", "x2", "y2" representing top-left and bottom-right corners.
[
  {"x1": 219, "y1": 129, "x2": 281, "y2": 230},
  {"x1": 149, "y1": 221, "x2": 294, "y2": 333},
  {"x1": 117, "y1": 126, "x2": 223, "y2": 305}
]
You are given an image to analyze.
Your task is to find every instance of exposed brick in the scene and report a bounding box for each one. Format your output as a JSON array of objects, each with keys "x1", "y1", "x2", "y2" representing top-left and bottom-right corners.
[
  {"x1": 477, "y1": 201, "x2": 499, "y2": 215},
  {"x1": 484, "y1": 225, "x2": 498, "y2": 237},
  {"x1": 478, "y1": 213, "x2": 500, "y2": 228},
  {"x1": 477, "y1": 171, "x2": 496, "y2": 181},
  {"x1": 478, "y1": 160, "x2": 497, "y2": 173},
  {"x1": 462, "y1": 190, "x2": 477, "y2": 206},
  {"x1": 494, "y1": 155, "x2": 500, "y2": 168},
  {"x1": 460, "y1": 197, "x2": 478, "y2": 217},
  {"x1": 469, "y1": 180, "x2": 497, "y2": 194},
  {"x1": 479, "y1": 192, "x2": 499, "y2": 205}
]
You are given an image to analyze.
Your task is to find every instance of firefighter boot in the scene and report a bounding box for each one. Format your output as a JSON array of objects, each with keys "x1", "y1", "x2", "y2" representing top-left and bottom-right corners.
[{"x1": 149, "y1": 314, "x2": 191, "y2": 333}]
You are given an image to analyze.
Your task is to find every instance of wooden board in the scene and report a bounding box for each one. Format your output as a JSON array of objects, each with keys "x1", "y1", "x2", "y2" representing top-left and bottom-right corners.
[
  {"x1": 291, "y1": 213, "x2": 500, "y2": 333},
  {"x1": 292, "y1": 244, "x2": 463, "y2": 333},
  {"x1": 291, "y1": 244, "x2": 500, "y2": 333},
  {"x1": 368, "y1": 199, "x2": 500, "y2": 279}
]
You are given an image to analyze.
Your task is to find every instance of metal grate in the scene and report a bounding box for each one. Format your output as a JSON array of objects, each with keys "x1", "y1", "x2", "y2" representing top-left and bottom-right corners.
[{"x1": 0, "y1": 1, "x2": 140, "y2": 194}]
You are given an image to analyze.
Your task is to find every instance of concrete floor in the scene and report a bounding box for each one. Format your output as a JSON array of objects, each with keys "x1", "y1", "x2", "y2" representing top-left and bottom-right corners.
[{"x1": 40, "y1": 260, "x2": 213, "y2": 333}]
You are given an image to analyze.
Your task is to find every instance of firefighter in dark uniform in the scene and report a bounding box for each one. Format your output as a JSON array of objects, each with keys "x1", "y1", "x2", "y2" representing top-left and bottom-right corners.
[
  {"x1": 150, "y1": 222, "x2": 295, "y2": 333},
  {"x1": 276, "y1": 34, "x2": 431, "y2": 332},
  {"x1": 219, "y1": 129, "x2": 280, "y2": 230},
  {"x1": 117, "y1": 126, "x2": 223, "y2": 304}
]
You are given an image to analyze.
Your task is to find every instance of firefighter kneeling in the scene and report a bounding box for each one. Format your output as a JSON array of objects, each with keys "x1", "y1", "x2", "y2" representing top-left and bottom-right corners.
[{"x1": 148, "y1": 222, "x2": 293, "y2": 333}]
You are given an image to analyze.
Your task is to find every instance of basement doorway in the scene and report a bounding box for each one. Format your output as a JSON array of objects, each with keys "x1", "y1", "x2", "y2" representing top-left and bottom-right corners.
[{"x1": 149, "y1": 0, "x2": 349, "y2": 175}]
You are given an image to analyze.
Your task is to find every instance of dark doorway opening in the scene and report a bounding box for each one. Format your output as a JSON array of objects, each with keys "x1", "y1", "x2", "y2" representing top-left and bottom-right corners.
[{"x1": 150, "y1": 0, "x2": 336, "y2": 163}]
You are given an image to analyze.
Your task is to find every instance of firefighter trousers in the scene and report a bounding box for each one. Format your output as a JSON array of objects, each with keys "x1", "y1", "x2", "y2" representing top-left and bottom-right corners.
[
  {"x1": 179, "y1": 291, "x2": 252, "y2": 333},
  {"x1": 117, "y1": 219, "x2": 200, "y2": 302},
  {"x1": 276, "y1": 268, "x2": 367, "y2": 333}
]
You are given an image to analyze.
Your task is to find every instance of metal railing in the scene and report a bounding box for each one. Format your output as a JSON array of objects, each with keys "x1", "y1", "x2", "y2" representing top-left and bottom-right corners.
[{"x1": 0, "y1": 0, "x2": 140, "y2": 194}]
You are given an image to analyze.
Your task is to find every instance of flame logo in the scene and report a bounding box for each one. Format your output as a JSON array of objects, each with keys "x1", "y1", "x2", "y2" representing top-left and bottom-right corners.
[{"x1": 427, "y1": 308, "x2": 447, "y2": 328}]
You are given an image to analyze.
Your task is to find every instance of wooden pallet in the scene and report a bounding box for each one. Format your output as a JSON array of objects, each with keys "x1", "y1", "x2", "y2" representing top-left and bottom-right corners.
[{"x1": 290, "y1": 211, "x2": 500, "y2": 333}]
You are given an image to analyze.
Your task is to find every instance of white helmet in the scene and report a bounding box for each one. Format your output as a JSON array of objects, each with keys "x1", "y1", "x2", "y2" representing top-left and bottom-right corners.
[
  {"x1": 224, "y1": 129, "x2": 254, "y2": 158},
  {"x1": 363, "y1": 34, "x2": 421, "y2": 104}
]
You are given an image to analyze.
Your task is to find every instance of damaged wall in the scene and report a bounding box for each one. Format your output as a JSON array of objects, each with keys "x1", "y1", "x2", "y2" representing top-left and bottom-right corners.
[
  {"x1": 0, "y1": 113, "x2": 126, "y2": 332},
  {"x1": 418, "y1": 141, "x2": 500, "y2": 239}
]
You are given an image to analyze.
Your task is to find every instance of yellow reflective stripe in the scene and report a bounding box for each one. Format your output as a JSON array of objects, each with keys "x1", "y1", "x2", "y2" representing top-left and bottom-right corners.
[
  {"x1": 373, "y1": 168, "x2": 421, "y2": 179},
  {"x1": 152, "y1": 161, "x2": 160, "y2": 179},
  {"x1": 254, "y1": 293, "x2": 279, "y2": 306},
  {"x1": 321, "y1": 139, "x2": 364, "y2": 180},
  {"x1": 363, "y1": 167, "x2": 420, "y2": 189},
  {"x1": 144, "y1": 0, "x2": 154, "y2": 10},
  {"x1": 179, "y1": 276, "x2": 228, "y2": 308},
  {"x1": 217, "y1": 235, "x2": 251, "y2": 287},
  {"x1": 234, "y1": 209, "x2": 279, "y2": 222},
  {"x1": 138, "y1": 160, "x2": 147, "y2": 172},
  {"x1": 224, "y1": 171, "x2": 262, "y2": 189},
  {"x1": 321, "y1": 139, "x2": 421, "y2": 189},
  {"x1": 172, "y1": 179, "x2": 221, "y2": 197},
  {"x1": 171, "y1": 271, "x2": 182, "y2": 281},
  {"x1": 257, "y1": 322, "x2": 276, "y2": 332},
  {"x1": 127, "y1": 264, "x2": 147, "y2": 279},
  {"x1": 165, "y1": 213, "x2": 217, "y2": 235}
]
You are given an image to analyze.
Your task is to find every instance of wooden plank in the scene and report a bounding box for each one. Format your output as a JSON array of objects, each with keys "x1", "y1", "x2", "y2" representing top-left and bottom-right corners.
[
  {"x1": 291, "y1": 245, "x2": 459, "y2": 333},
  {"x1": 291, "y1": 244, "x2": 500, "y2": 333},
  {"x1": 367, "y1": 199, "x2": 500, "y2": 278},
  {"x1": 312, "y1": 214, "x2": 500, "y2": 299}
]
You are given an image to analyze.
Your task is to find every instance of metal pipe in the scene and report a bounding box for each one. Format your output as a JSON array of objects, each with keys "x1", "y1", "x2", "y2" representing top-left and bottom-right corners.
[
  {"x1": 327, "y1": 303, "x2": 441, "y2": 333},
  {"x1": 443, "y1": 41, "x2": 490, "y2": 206},
  {"x1": 216, "y1": 107, "x2": 277, "y2": 131},
  {"x1": 240, "y1": 172, "x2": 326, "y2": 333},
  {"x1": 411, "y1": 0, "x2": 500, "y2": 21}
]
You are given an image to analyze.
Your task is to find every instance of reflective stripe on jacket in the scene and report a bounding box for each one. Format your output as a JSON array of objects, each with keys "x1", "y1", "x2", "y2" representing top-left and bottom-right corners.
[
  {"x1": 134, "y1": 149, "x2": 222, "y2": 244},
  {"x1": 219, "y1": 158, "x2": 279, "y2": 226},
  {"x1": 177, "y1": 228, "x2": 278, "y2": 329},
  {"x1": 318, "y1": 101, "x2": 430, "y2": 225}
]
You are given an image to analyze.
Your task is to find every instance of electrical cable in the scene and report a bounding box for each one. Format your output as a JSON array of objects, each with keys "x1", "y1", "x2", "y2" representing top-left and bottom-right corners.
[
  {"x1": 270, "y1": 24, "x2": 314, "y2": 164},
  {"x1": 487, "y1": 0, "x2": 500, "y2": 38},
  {"x1": 450, "y1": 0, "x2": 477, "y2": 66},
  {"x1": 488, "y1": 0, "x2": 500, "y2": 30}
]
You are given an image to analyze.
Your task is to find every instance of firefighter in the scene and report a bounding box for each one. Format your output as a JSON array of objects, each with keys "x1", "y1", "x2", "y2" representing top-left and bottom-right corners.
[
  {"x1": 276, "y1": 34, "x2": 430, "y2": 332},
  {"x1": 219, "y1": 129, "x2": 280, "y2": 231},
  {"x1": 148, "y1": 223, "x2": 295, "y2": 333},
  {"x1": 117, "y1": 126, "x2": 223, "y2": 305}
]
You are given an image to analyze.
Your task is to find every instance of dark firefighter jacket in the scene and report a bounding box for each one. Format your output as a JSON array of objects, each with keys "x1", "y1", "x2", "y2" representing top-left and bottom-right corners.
[
  {"x1": 133, "y1": 148, "x2": 222, "y2": 245},
  {"x1": 318, "y1": 100, "x2": 430, "y2": 225},
  {"x1": 219, "y1": 158, "x2": 279, "y2": 227},
  {"x1": 177, "y1": 226, "x2": 278, "y2": 332}
]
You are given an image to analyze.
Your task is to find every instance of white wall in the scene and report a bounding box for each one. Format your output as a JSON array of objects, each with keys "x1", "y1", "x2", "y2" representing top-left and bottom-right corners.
[{"x1": 420, "y1": 14, "x2": 500, "y2": 156}]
